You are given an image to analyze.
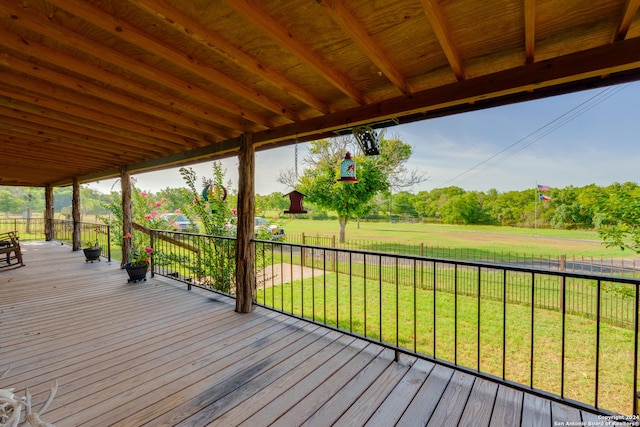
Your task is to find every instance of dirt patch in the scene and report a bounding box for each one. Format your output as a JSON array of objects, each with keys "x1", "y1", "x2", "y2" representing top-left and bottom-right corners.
[{"x1": 256, "y1": 262, "x2": 325, "y2": 288}]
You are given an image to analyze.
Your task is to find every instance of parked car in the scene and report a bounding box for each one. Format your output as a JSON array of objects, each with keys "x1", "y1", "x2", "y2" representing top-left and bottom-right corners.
[
  {"x1": 161, "y1": 213, "x2": 199, "y2": 232},
  {"x1": 224, "y1": 216, "x2": 285, "y2": 240}
]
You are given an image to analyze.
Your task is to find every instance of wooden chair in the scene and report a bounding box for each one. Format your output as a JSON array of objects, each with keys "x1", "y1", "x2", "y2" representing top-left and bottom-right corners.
[{"x1": 0, "y1": 231, "x2": 24, "y2": 269}]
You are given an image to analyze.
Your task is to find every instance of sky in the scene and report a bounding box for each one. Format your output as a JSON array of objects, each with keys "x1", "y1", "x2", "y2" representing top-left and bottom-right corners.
[{"x1": 88, "y1": 81, "x2": 640, "y2": 196}]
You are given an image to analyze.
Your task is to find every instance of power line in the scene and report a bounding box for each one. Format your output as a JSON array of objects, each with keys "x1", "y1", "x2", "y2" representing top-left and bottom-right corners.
[{"x1": 436, "y1": 85, "x2": 628, "y2": 188}]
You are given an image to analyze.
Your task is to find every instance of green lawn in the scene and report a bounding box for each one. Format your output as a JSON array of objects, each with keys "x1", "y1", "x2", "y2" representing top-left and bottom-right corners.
[
  {"x1": 256, "y1": 271, "x2": 636, "y2": 415},
  {"x1": 280, "y1": 218, "x2": 636, "y2": 259}
]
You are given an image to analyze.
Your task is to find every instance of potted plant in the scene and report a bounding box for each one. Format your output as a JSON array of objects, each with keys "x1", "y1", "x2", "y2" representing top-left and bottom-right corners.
[
  {"x1": 83, "y1": 240, "x2": 101, "y2": 263},
  {"x1": 124, "y1": 244, "x2": 153, "y2": 283}
]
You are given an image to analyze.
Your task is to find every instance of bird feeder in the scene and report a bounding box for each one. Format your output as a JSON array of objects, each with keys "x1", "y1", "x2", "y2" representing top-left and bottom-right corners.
[
  {"x1": 284, "y1": 190, "x2": 307, "y2": 214},
  {"x1": 337, "y1": 152, "x2": 359, "y2": 183}
]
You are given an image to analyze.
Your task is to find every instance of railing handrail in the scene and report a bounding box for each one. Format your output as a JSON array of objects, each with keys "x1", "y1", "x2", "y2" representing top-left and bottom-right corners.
[
  {"x1": 254, "y1": 237, "x2": 640, "y2": 285},
  {"x1": 134, "y1": 229, "x2": 640, "y2": 416}
]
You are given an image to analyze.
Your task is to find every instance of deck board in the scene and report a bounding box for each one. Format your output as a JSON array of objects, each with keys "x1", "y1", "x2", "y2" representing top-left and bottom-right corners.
[{"x1": 0, "y1": 242, "x2": 627, "y2": 426}]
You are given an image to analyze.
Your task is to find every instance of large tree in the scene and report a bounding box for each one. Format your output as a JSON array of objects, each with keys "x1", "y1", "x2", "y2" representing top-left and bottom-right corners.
[
  {"x1": 282, "y1": 135, "x2": 417, "y2": 242},
  {"x1": 594, "y1": 182, "x2": 640, "y2": 252}
]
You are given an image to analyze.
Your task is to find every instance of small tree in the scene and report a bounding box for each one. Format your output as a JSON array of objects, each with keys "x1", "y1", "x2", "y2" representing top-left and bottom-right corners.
[
  {"x1": 293, "y1": 137, "x2": 388, "y2": 242},
  {"x1": 180, "y1": 163, "x2": 235, "y2": 292}
]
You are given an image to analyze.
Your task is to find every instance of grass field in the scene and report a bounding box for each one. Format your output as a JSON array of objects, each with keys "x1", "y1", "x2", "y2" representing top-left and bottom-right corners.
[
  {"x1": 256, "y1": 264, "x2": 637, "y2": 415},
  {"x1": 280, "y1": 218, "x2": 637, "y2": 259}
]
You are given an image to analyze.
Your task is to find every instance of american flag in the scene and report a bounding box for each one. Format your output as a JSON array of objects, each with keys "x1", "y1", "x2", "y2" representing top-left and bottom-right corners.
[{"x1": 537, "y1": 184, "x2": 550, "y2": 191}]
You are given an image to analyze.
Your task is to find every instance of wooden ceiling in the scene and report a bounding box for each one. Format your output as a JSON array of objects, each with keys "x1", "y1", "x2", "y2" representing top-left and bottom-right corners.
[{"x1": 1, "y1": 0, "x2": 639, "y2": 187}]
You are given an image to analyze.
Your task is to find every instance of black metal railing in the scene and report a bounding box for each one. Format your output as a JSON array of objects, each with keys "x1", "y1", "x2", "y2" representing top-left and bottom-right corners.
[
  {"x1": 0, "y1": 218, "x2": 111, "y2": 261},
  {"x1": 0, "y1": 218, "x2": 46, "y2": 240},
  {"x1": 146, "y1": 229, "x2": 639, "y2": 416},
  {"x1": 149, "y1": 229, "x2": 236, "y2": 296},
  {"x1": 251, "y1": 239, "x2": 639, "y2": 417}
]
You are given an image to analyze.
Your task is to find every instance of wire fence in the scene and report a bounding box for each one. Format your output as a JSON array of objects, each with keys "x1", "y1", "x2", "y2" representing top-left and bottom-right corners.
[{"x1": 287, "y1": 232, "x2": 640, "y2": 279}]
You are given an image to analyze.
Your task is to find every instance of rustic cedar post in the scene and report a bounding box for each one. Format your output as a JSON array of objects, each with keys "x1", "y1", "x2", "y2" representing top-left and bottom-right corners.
[
  {"x1": 44, "y1": 184, "x2": 54, "y2": 241},
  {"x1": 121, "y1": 167, "x2": 132, "y2": 268},
  {"x1": 72, "y1": 178, "x2": 81, "y2": 251},
  {"x1": 235, "y1": 133, "x2": 256, "y2": 313}
]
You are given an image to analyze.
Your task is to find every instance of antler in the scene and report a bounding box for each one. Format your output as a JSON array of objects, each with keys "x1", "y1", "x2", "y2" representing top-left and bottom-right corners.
[{"x1": 24, "y1": 381, "x2": 58, "y2": 427}]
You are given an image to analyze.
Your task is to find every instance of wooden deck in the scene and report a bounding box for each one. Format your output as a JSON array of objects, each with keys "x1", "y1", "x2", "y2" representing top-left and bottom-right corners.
[{"x1": 0, "y1": 242, "x2": 622, "y2": 426}]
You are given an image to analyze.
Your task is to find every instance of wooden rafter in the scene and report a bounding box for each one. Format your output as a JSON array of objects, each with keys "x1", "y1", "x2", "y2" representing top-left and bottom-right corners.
[
  {"x1": 44, "y1": 0, "x2": 299, "y2": 124},
  {"x1": 223, "y1": 0, "x2": 369, "y2": 105},
  {"x1": 317, "y1": 0, "x2": 410, "y2": 95},
  {"x1": 128, "y1": 0, "x2": 331, "y2": 115},
  {"x1": 615, "y1": 0, "x2": 640, "y2": 40},
  {"x1": 419, "y1": 0, "x2": 464, "y2": 81},
  {"x1": 0, "y1": 1, "x2": 268, "y2": 133},
  {"x1": 524, "y1": 0, "x2": 536, "y2": 64},
  {"x1": 0, "y1": 84, "x2": 205, "y2": 148},
  {"x1": 0, "y1": 48, "x2": 225, "y2": 139}
]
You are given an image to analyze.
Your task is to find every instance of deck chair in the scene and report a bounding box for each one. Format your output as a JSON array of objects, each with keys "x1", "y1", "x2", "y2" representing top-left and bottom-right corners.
[{"x1": 0, "y1": 231, "x2": 24, "y2": 269}]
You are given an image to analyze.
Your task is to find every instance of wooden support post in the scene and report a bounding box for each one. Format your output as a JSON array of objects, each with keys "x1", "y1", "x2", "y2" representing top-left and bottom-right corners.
[
  {"x1": 44, "y1": 185, "x2": 54, "y2": 241},
  {"x1": 72, "y1": 178, "x2": 81, "y2": 251},
  {"x1": 121, "y1": 168, "x2": 132, "y2": 268},
  {"x1": 235, "y1": 133, "x2": 256, "y2": 313}
]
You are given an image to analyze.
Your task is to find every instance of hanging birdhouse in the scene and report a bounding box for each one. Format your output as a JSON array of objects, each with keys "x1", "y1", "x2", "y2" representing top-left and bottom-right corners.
[
  {"x1": 337, "y1": 152, "x2": 359, "y2": 183},
  {"x1": 284, "y1": 190, "x2": 307, "y2": 214}
]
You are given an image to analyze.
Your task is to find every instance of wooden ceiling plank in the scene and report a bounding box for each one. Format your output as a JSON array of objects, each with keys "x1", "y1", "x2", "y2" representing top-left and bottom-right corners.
[
  {"x1": 0, "y1": 50, "x2": 224, "y2": 142},
  {"x1": 0, "y1": 119, "x2": 159, "y2": 158},
  {"x1": 44, "y1": 0, "x2": 299, "y2": 123},
  {"x1": 252, "y1": 36, "x2": 640, "y2": 146},
  {"x1": 129, "y1": 0, "x2": 331, "y2": 115},
  {"x1": 1, "y1": 134, "x2": 136, "y2": 166},
  {"x1": 316, "y1": 0, "x2": 409, "y2": 95},
  {"x1": 0, "y1": 29, "x2": 239, "y2": 141},
  {"x1": 525, "y1": 0, "x2": 536, "y2": 64},
  {"x1": 0, "y1": 82, "x2": 203, "y2": 150},
  {"x1": 0, "y1": 1, "x2": 270, "y2": 133},
  {"x1": 419, "y1": 0, "x2": 465, "y2": 80},
  {"x1": 615, "y1": 0, "x2": 640, "y2": 40},
  {"x1": 2, "y1": 140, "x2": 111, "y2": 168},
  {"x1": 0, "y1": 106, "x2": 178, "y2": 155},
  {"x1": 223, "y1": 0, "x2": 369, "y2": 105}
]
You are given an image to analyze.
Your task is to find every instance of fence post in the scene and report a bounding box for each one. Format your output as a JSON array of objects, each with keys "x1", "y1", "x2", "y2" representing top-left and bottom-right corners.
[
  {"x1": 332, "y1": 235, "x2": 337, "y2": 272},
  {"x1": 149, "y1": 230, "x2": 155, "y2": 277},
  {"x1": 301, "y1": 232, "x2": 306, "y2": 267},
  {"x1": 107, "y1": 225, "x2": 111, "y2": 262},
  {"x1": 420, "y1": 243, "x2": 424, "y2": 288}
]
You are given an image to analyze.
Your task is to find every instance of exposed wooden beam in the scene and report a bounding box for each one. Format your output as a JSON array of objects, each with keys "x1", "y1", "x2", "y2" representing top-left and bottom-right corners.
[
  {"x1": 224, "y1": 0, "x2": 369, "y2": 104},
  {"x1": 128, "y1": 0, "x2": 331, "y2": 115},
  {"x1": 0, "y1": 115, "x2": 162, "y2": 158},
  {"x1": 44, "y1": 0, "x2": 299, "y2": 123},
  {"x1": 615, "y1": 0, "x2": 640, "y2": 41},
  {"x1": 252, "y1": 36, "x2": 640, "y2": 145},
  {"x1": 53, "y1": 37, "x2": 640, "y2": 189},
  {"x1": 52, "y1": 136, "x2": 243, "y2": 187},
  {"x1": 419, "y1": 0, "x2": 464, "y2": 80},
  {"x1": 0, "y1": 106, "x2": 181, "y2": 154},
  {"x1": 0, "y1": 30, "x2": 243, "y2": 139},
  {"x1": 0, "y1": 51, "x2": 226, "y2": 140},
  {"x1": 0, "y1": 1, "x2": 270, "y2": 133},
  {"x1": 0, "y1": 80, "x2": 207, "y2": 147},
  {"x1": 524, "y1": 0, "x2": 536, "y2": 64},
  {"x1": 317, "y1": 0, "x2": 410, "y2": 95}
]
